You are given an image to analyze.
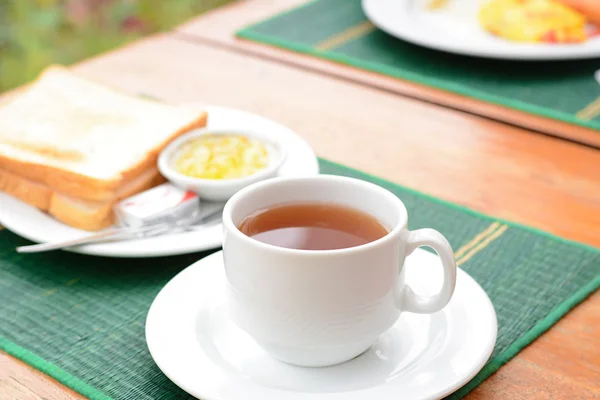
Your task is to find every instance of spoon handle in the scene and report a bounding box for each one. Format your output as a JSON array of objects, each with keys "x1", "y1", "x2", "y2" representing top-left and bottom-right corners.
[{"x1": 16, "y1": 229, "x2": 127, "y2": 253}]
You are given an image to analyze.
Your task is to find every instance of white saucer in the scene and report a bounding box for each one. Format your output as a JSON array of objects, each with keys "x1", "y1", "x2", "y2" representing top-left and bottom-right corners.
[
  {"x1": 0, "y1": 106, "x2": 319, "y2": 258},
  {"x1": 363, "y1": 0, "x2": 600, "y2": 60},
  {"x1": 146, "y1": 249, "x2": 497, "y2": 400}
]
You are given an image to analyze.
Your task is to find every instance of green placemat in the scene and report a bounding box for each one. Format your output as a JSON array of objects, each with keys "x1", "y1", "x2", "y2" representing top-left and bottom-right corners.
[
  {"x1": 1, "y1": 158, "x2": 599, "y2": 400},
  {"x1": 236, "y1": 0, "x2": 600, "y2": 134}
]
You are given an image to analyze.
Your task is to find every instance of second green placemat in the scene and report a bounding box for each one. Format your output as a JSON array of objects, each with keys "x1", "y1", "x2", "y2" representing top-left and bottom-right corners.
[
  {"x1": 0, "y1": 158, "x2": 599, "y2": 399},
  {"x1": 237, "y1": 0, "x2": 600, "y2": 134}
]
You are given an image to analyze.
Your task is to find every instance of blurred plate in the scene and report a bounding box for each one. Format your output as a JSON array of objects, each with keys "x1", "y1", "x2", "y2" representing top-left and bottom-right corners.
[
  {"x1": 0, "y1": 106, "x2": 319, "y2": 258},
  {"x1": 362, "y1": 0, "x2": 600, "y2": 60}
]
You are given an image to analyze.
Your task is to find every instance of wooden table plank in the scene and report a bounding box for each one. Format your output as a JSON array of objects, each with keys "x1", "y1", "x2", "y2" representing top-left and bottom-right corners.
[
  {"x1": 176, "y1": 0, "x2": 600, "y2": 148},
  {"x1": 0, "y1": 352, "x2": 82, "y2": 400},
  {"x1": 73, "y1": 35, "x2": 600, "y2": 246},
  {"x1": 1, "y1": 33, "x2": 599, "y2": 399}
]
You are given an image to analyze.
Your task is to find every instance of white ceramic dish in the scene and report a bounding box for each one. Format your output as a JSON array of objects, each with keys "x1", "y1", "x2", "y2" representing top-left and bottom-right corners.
[
  {"x1": 158, "y1": 128, "x2": 286, "y2": 201},
  {"x1": 362, "y1": 0, "x2": 600, "y2": 60},
  {"x1": 0, "y1": 106, "x2": 319, "y2": 258},
  {"x1": 146, "y1": 249, "x2": 498, "y2": 400}
]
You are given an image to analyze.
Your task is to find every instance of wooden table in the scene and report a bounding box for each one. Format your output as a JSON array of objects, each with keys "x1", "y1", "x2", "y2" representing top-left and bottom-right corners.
[{"x1": 1, "y1": 1, "x2": 599, "y2": 399}]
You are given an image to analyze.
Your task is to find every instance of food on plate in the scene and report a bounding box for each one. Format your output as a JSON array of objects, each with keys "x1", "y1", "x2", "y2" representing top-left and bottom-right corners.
[
  {"x1": 0, "y1": 65, "x2": 207, "y2": 231},
  {"x1": 427, "y1": 0, "x2": 449, "y2": 10},
  {"x1": 172, "y1": 134, "x2": 269, "y2": 180},
  {"x1": 0, "y1": 166, "x2": 165, "y2": 231},
  {"x1": 478, "y1": 0, "x2": 591, "y2": 43},
  {"x1": 558, "y1": 0, "x2": 600, "y2": 25}
]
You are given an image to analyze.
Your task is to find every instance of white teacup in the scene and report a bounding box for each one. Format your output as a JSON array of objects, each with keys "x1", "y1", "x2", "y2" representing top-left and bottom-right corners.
[{"x1": 222, "y1": 175, "x2": 456, "y2": 367}]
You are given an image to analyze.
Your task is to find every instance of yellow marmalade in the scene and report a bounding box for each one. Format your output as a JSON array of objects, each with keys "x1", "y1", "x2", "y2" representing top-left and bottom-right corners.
[{"x1": 173, "y1": 135, "x2": 269, "y2": 179}]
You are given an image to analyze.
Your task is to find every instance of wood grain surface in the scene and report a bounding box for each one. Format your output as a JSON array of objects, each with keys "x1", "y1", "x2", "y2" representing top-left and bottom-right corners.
[
  {"x1": 176, "y1": 0, "x2": 600, "y2": 149},
  {"x1": 1, "y1": 11, "x2": 599, "y2": 400}
]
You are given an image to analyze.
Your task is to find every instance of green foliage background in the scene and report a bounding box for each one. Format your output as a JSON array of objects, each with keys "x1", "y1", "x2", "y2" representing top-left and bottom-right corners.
[{"x1": 0, "y1": 0, "x2": 232, "y2": 92}]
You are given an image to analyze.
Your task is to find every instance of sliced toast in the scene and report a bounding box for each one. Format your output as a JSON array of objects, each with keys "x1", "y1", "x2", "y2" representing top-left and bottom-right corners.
[
  {"x1": 0, "y1": 65, "x2": 207, "y2": 201},
  {"x1": 0, "y1": 167, "x2": 165, "y2": 231}
]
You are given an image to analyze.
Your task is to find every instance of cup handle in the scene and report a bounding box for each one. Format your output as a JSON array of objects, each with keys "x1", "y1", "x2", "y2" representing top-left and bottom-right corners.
[{"x1": 396, "y1": 229, "x2": 457, "y2": 314}]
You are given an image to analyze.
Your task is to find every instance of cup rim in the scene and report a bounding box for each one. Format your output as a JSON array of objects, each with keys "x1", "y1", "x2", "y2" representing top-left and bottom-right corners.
[{"x1": 222, "y1": 175, "x2": 407, "y2": 256}]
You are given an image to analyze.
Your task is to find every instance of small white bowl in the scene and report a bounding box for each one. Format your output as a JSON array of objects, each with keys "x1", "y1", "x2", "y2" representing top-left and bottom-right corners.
[{"x1": 158, "y1": 128, "x2": 286, "y2": 201}]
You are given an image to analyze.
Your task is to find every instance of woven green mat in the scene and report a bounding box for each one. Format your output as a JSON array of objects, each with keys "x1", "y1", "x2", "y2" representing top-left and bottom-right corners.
[
  {"x1": 237, "y1": 0, "x2": 600, "y2": 133},
  {"x1": 1, "y1": 158, "x2": 599, "y2": 400}
]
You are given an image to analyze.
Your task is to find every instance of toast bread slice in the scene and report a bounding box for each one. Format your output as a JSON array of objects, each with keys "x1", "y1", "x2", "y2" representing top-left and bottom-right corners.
[
  {"x1": 0, "y1": 167, "x2": 165, "y2": 231},
  {"x1": 0, "y1": 65, "x2": 206, "y2": 200},
  {"x1": 0, "y1": 167, "x2": 52, "y2": 210}
]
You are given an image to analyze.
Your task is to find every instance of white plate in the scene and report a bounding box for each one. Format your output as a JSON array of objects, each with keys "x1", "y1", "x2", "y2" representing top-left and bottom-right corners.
[
  {"x1": 0, "y1": 106, "x2": 319, "y2": 258},
  {"x1": 362, "y1": 0, "x2": 600, "y2": 60},
  {"x1": 146, "y1": 249, "x2": 498, "y2": 400}
]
